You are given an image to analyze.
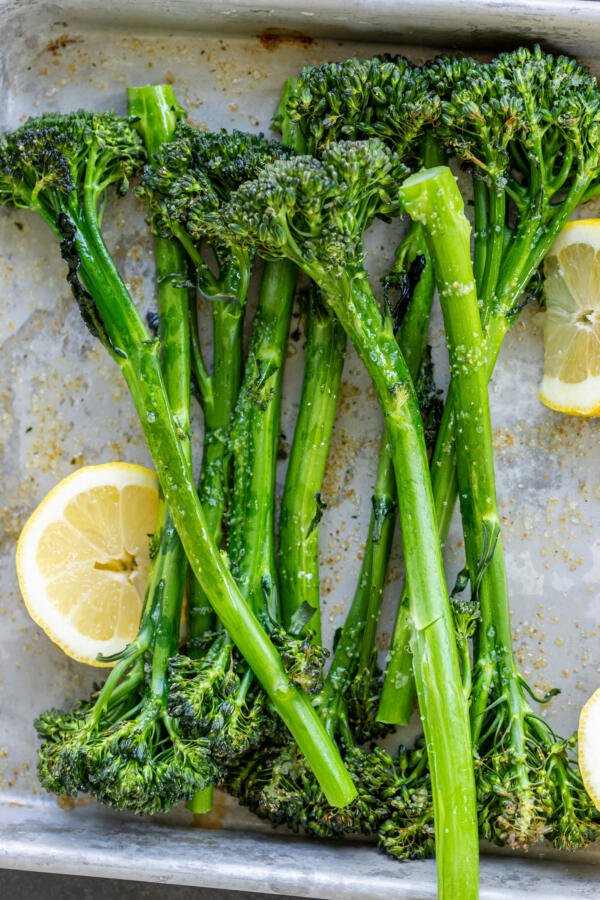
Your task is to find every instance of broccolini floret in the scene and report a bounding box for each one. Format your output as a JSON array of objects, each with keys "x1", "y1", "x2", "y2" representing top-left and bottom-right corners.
[{"x1": 284, "y1": 55, "x2": 438, "y2": 157}]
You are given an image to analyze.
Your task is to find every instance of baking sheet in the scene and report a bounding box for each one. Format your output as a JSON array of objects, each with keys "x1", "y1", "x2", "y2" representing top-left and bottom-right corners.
[{"x1": 1, "y1": 2, "x2": 600, "y2": 895}]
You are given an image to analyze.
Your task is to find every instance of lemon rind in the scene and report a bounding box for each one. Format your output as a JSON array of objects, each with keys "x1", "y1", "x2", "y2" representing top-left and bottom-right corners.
[
  {"x1": 579, "y1": 693, "x2": 600, "y2": 811},
  {"x1": 550, "y1": 218, "x2": 600, "y2": 255},
  {"x1": 538, "y1": 375, "x2": 600, "y2": 417}
]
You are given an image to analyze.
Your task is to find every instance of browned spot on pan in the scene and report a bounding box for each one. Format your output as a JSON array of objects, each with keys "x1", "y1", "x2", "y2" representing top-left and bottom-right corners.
[
  {"x1": 257, "y1": 29, "x2": 315, "y2": 52},
  {"x1": 45, "y1": 34, "x2": 82, "y2": 55}
]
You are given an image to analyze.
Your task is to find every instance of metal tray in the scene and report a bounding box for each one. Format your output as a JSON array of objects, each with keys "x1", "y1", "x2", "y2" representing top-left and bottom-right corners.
[{"x1": 2, "y1": 1, "x2": 600, "y2": 896}]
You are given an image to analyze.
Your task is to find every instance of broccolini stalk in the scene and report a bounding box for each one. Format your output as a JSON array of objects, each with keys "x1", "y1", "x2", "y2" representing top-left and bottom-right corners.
[
  {"x1": 380, "y1": 46, "x2": 600, "y2": 724},
  {"x1": 1, "y1": 111, "x2": 356, "y2": 809},
  {"x1": 324, "y1": 270, "x2": 478, "y2": 895},
  {"x1": 218, "y1": 140, "x2": 478, "y2": 900},
  {"x1": 401, "y1": 165, "x2": 600, "y2": 850},
  {"x1": 278, "y1": 290, "x2": 346, "y2": 639},
  {"x1": 352, "y1": 134, "x2": 444, "y2": 729},
  {"x1": 127, "y1": 84, "x2": 214, "y2": 816},
  {"x1": 274, "y1": 77, "x2": 347, "y2": 640},
  {"x1": 187, "y1": 290, "x2": 244, "y2": 648},
  {"x1": 346, "y1": 222, "x2": 440, "y2": 740},
  {"x1": 228, "y1": 258, "x2": 296, "y2": 620},
  {"x1": 30, "y1": 108, "x2": 211, "y2": 813}
]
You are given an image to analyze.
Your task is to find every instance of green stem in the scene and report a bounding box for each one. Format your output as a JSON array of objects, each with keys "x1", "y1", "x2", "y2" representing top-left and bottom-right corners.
[
  {"x1": 148, "y1": 510, "x2": 188, "y2": 704},
  {"x1": 368, "y1": 226, "x2": 436, "y2": 726},
  {"x1": 479, "y1": 184, "x2": 506, "y2": 311},
  {"x1": 279, "y1": 292, "x2": 346, "y2": 639},
  {"x1": 228, "y1": 259, "x2": 296, "y2": 620},
  {"x1": 472, "y1": 178, "x2": 488, "y2": 291},
  {"x1": 127, "y1": 82, "x2": 202, "y2": 807},
  {"x1": 188, "y1": 297, "x2": 245, "y2": 648},
  {"x1": 318, "y1": 425, "x2": 398, "y2": 718},
  {"x1": 71, "y1": 206, "x2": 355, "y2": 807},
  {"x1": 187, "y1": 787, "x2": 214, "y2": 815},
  {"x1": 363, "y1": 146, "x2": 441, "y2": 728},
  {"x1": 275, "y1": 76, "x2": 332, "y2": 638},
  {"x1": 323, "y1": 543, "x2": 373, "y2": 705},
  {"x1": 320, "y1": 265, "x2": 478, "y2": 899},
  {"x1": 275, "y1": 76, "x2": 307, "y2": 154},
  {"x1": 379, "y1": 168, "x2": 595, "y2": 726},
  {"x1": 319, "y1": 433, "x2": 396, "y2": 721},
  {"x1": 181, "y1": 207, "x2": 249, "y2": 650},
  {"x1": 189, "y1": 298, "x2": 212, "y2": 407},
  {"x1": 399, "y1": 166, "x2": 509, "y2": 729},
  {"x1": 154, "y1": 243, "x2": 192, "y2": 445},
  {"x1": 400, "y1": 168, "x2": 554, "y2": 832},
  {"x1": 358, "y1": 448, "x2": 396, "y2": 672},
  {"x1": 352, "y1": 221, "x2": 435, "y2": 686}
]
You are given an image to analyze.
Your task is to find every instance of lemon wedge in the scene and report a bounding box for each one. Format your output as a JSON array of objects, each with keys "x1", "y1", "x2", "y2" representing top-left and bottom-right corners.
[
  {"x1": 16, "y1": 462, "x2": 159, "y2": 666},
  {"x1": 539, "y1": 219, "x2": 600, "y2": 416},
  {"x1": 578, "y1": 687, "x2": 600, "y2": 811}
]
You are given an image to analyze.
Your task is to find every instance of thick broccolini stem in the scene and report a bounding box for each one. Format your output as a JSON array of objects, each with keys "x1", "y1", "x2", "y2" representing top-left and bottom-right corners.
[
  {"x1": 277, "y1": 78, "x2": 347, "y2": 640},
  {"x1": 147, "y1": 510, "x2": 188, "y2": 705},
  {"x1": 279, "y1": 291, "x2": 345, "y2": 639},
  {"x1": 126, "y1": 87, "x2": 191, "y2": 640},
  {"x1": 68, "y1": 210, "x2": 356, "y2": 809},
  {"x1": 127, "y1": 83, "x2": 211, "y2": 813},
  {"x1": 188, "y1": 296, "x2": 245, "y2": 648},
  {"x1": 400, "y1": 166, "x2": 506, "y2": 688},
  {"x1": 355, "y1": 137, "x2": 443, "y2": 728},
  {"x1": 365, "y1": 223, "x2": 435, "y2": 726},
  {"x1": 317, "y1": 434, "x2": 396, "y2": 742},
  {"x1": 321, "y1": 266, "x2": 478, "y2": 900},
  {"x1": 228, "y1": 259, "x2": 296, "y2": 620},
  {"x1": 126, "y1": 86, "x2": 189, "y2": 448},
  {"x1": 344, "y1": 224, "x2": 436, "y2": 734}
]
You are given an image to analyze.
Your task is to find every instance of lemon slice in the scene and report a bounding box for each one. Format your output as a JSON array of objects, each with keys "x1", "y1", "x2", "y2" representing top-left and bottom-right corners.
[
  {"x1": 578, "y1": 687, "x2": 600, "y2": 811},
  {"x1": 16, "y1": 462, "x2": 159, "y2": 666},
  {"x1": 539, "y1": 219, "x2": 600, "y2": 416}
]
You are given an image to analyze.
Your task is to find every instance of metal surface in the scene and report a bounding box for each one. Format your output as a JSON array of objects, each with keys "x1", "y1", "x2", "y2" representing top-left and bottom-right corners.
[
  {"x1": 4, "y1": 1, "x2": 600, "y2": 55},
  {"x1": 0, "y1": 1, "x2": 600, "y2": 896},
  {"x1": 2, "y1": 803, "x2": 600, "y2": 900}
]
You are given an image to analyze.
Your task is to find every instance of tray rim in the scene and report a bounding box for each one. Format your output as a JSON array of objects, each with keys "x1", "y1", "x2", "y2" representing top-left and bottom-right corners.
[
  {"x1": 2, "y1": 800, "x2": 600, "y2": 899},
  {"x1": 5, "y1": 0, "x2": 600, "y2": 53}
]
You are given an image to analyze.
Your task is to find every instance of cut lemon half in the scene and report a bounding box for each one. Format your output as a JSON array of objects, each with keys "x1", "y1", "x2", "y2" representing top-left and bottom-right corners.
[
  {"x1": 578, "y1": 687, "x2": 600, "y2": 811},
  {"x1": 539, "y1": 219, "x2": 600, "y2": 416},
  {"x1": 16, "y1": 462, "x2": 159, "y2": 666}
]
